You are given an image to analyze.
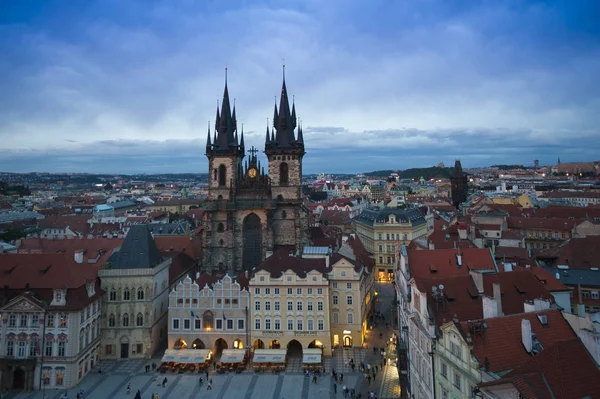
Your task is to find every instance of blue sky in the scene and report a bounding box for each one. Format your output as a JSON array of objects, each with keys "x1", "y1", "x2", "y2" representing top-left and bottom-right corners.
[{"x1": 0, "y1": 0, "x2": 599, "y2": 174}]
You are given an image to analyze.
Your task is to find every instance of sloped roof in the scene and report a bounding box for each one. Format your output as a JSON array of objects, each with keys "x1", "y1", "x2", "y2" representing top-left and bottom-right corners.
[
  {"x1": 108, "y1": 225, "x2": 163, "y2": 269},
  {"x1": 407, "y1": 248, "x2": 496, "y2": 279},
  {"x1": 355, "y1": 208, "x2": 426, "y2": 227},
  {"x1": 256, "y1": 249, "x2": 330, "y2": 278},
  {"x1": 18, "y1": 237, "x2": 122, "y2": 265},
  {"x1": 508, "y1": 217, "x2": 579, "y2": 231},
  {"x1": 537, "y1": 237, "x2": 600, "y2": 270},
  {"x1": 38, "y1": 215, "x2": 90, "y2": 234}
]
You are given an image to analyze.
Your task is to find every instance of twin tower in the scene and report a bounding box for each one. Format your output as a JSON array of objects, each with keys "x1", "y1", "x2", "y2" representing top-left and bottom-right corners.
[{"x1": 202, "y1": 69, "x2": 309, "y2": 273}]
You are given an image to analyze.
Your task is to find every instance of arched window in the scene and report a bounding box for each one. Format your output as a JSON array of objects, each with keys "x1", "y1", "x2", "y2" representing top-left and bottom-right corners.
[
  {"x1": 217, "y1": 222, "x2": 224, "y2": 232},
  {"x1": 203, "y1": 311, "x2": 213, "y2": 330},
  {"x1": 281, "y1": 210, "x2": 287, "y2": 219},
  {"x1": 108, "y1": 314, "x2": 115, "y2": 327},
  {"x1": 280, "y1": 162, "x2": 289, "y2": 184},
  {"x1": 218, "y1": 165, "x2": 227, "y2": 186},
  {"x1": 137, "y1": 288, "x2": 144, "y2": 300},
  {"x1": 136, "y1": 313, "x2": 143, "y2": 326},
  {"x1": 213, "y1": 169, "x2": 217, "y2": 181},
  {"x1": 123, "y1": 288, "x2": 130, "y2": 301},
  {"x1": 109, "y1": 288, "x2": 116, "y2": 301},
  {"x1": 122, "y1": 313, "x2": 129, "y2": 327}
]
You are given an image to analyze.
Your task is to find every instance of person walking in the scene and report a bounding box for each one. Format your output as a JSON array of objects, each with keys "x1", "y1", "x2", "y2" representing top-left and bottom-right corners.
[
  {"x1": 207, "y1": 381, "x2": 212, "y2": 390},
  {"x1": 199, "y1": 376, "x2": 203, "y2": 386},
  {"x1": 206, "y1": 370, "x2": 209, "y2": 380},
  {"x1": 162, "y1": 377, "x2": 168, "y2": 388},
  {"x1": 127, "y1": 383, "x2": 131, "y2": 394},
  {"x1": 334, "y1": 383, "x2": 337, "y2": 393}
]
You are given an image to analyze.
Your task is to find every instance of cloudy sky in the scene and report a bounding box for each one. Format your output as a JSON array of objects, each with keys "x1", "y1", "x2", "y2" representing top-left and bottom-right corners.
[{"x1": 1, "y1": 0, "x2": 599, "y2": 174}]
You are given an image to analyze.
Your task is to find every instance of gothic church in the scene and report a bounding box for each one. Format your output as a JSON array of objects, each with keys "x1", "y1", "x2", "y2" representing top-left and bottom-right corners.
[{"x1": 202, "y1": 70, "x2": 309, "y2": 272}]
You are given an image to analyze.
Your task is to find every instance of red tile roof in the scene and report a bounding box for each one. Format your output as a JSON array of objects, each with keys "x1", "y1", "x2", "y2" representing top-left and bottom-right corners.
[
  {"x1": 38, "y1": 215, "x2": 91, "y2": 234},
  {"x1": 407, "y1": 248, "x2": 497, "y2": 279},
  {"x1": 465, "y1": 310, "x2": 576, "y2": 374},
  {"x1": 18, "y1": 237, "x2": 123, "y2": 264},
  {"x1": 534, "y1": 205, "x2": 600, "y2": 219},
  {"x1": 536, "y1": 237, "x2": 600, "y2": 269},
  {"x1": 508, "y1": 217, "x2": 579, "y2": 231},
  {"x1": 256, "y1": 249, "x2": 330, "y2": 278},
  {"x1": 480, "y1": 338, "x2": 600, "y2": 399},
  {"x1": 163, "y1": 252, "x2": 197, "y2": 285},
  {"x1": 154, "y1": 235, "x2": 201, "y2": 261}
]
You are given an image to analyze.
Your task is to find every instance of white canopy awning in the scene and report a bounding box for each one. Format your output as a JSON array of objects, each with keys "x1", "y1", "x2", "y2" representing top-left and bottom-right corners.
[
  {"x1": 161, "y1": 349, "x2": 211, "y2": 364},
  {"x1": 252, "y1": 349, "x2": 287, "y2": 363},
  {"x1": 220, "y1": 349, "x2": 246, "y2": 363},
  {"x1": 302, "y1": 348, "x2": 322, "y2": 364}
]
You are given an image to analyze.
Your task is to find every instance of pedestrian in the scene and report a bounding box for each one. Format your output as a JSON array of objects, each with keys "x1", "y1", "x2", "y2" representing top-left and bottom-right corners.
[
  {"x1": 152, "y1": 362, "x2": 156, "y2": 371},
  {"x1": 210, "y1": 378, "x2": 213, "y2": 385},
  {"x1": 375, "y1": 366, "x2": 378, "y2": 373},
  {"x1": 213, "y1": 361, "x2": 216, "y2": 370},
  {"x1": 162, "y1": 377, "x2": 167, "y2": 388},
  {"x1": 367, "y1": 375, "x2": 371, "y2": 384},
  {"x1": 334, "y1": 383, "x2": 337, "y2": 393},
  {"x1": 135, "y1": 390, "x2": 142, "y2": 399},
  {"x1": 199, "y1": 376, "x2": 203, "y2": 386},
  {"x1": 343, "y1": 385, "x2": 347, "y2": 397},
  {"x1": 77, "y1": 393, "x2": 81, "y2": 399},
  {"x1": 127, "y1": 382, "x2": 131, "y2": 394},
  {"x1": 207, "y1": 382, "x2": 212, "y2": 390},
  {"x1": 206, "y1": 370, "x2": 209, "y2": 379},
  {"x1": 151, "y1": 393, "x2": 155, "y2": 399},
  {"x1": 351, "y1": 388, "x2": 356, "y2": 398},
  {"x1": 340, "y1": 373, "x2": 344, "y2": 382}
]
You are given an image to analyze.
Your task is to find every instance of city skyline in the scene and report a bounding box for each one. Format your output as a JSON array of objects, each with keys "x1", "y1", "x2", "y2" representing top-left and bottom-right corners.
[{"x1": 1, "y1": 0, "x2": 599, "y2": 174}]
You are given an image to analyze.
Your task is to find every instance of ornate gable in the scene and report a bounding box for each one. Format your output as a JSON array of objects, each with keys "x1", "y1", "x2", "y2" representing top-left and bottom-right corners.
[{"x1": 1, "y1": 294, "x2": 44, "y2": 313}]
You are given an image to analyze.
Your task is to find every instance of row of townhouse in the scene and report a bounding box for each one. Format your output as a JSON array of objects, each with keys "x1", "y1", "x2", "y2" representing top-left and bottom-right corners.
[
  {"x1": 394, "y1": 244, "x2": 600, "y2": 399},
  {"x1": 166, "y1": 239, "x2": 375, "y2": 358}
]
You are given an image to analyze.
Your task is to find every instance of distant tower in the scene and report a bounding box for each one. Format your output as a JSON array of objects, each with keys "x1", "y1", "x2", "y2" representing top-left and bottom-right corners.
[
  {"x1": 557, "y1": 157, "x2": 561, "y2": 165},
  {"x1": 450, "y1": 160, "x2": 468, "y2": 208},
  {"x1": 534, "y1": 160, "x2": 539, "y2": 169}
]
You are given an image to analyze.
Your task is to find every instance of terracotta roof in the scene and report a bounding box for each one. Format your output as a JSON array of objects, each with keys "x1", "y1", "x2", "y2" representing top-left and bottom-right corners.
[
  {"x1": 154, "y1": 235, "x2": 201, "y2": 260},
  {"x1": 319, "y1": 210, "x2": 353, "y2": 226},
  {"x1": 480, "y1": 338, "x2": 600, "y2": 399},
  {"x1": 163, "y1": 251, "x2": 196, "y2": 285},
  {"x1": 534, "y1": 205, "x2": 600, "y2": 219},
  {"x1": 346, "y1": 235, "x2": 374, "y2": 273},
  {"x1": 17, "y1": 237, "x2": 122, "y2": 265},
  {"x1": 256, "y1": 249, "x2": 330, "y2": 278},
  {"x1": 407, "y1": 248, "x2": 497, "y2": 279},
  {"x1": 38, "y1": 215, "x2": 91, "y2": 234},
  {"x1": 494, "y1": 247, "x2": 530, "y2": 262},
  {"x1": 536, "y1": 237, "x2": 600, "y2": 270},
  {"x1": 508, "y1": 217, "x2": 579, "y2": 231},
  {"x1": 465, "y1": 310, "x2": 576, "y2": 374}
]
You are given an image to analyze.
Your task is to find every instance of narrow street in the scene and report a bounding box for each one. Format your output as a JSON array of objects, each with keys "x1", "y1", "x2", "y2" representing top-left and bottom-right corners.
[{"x1": 355, "y1": 281, "x2": 402, "y2": 399}]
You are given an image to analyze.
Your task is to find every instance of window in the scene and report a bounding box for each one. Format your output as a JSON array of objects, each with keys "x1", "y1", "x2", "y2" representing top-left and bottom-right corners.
[
  {"x1": 218, "y1": 164, "x2": 226, "y2": 186},
  {"x1": 105, "y1": 344, "x2": 113, "y2": 355},
  {"x1": 379, "y1": 256, "x2": 383, "y2": 264},
  {"x1": 308, "y1": 319, "x2": 314, "y2": 331},
  {"x1": 17, "y1": 341, "x2": 26, "y2": 358},
  {"x1": 307, "y1": 288, "x2": 313, "y2": 295},
  {"x1": 56, "y1": 368, "x2": 65, "y2": 386},
  {"x1": 42, "y1": 368, "x2": 51, "y2": 386},
  {"x1": 287, "y1": 301, "x2": 293, "y2": 311},
  {"x1": 318, "y1": 301, "x2": 323, "y2": 311},
  {"x1": 108, "y1": 314, "x2": 116, "y2": 327},
  {"x1": 29, "y1": 341, "x2": 36, "y2": 356},
  {"x1": 378, "y1": 233, "x2": 382, "y2": 240},
  {"x1": 317, "y1": 288, "x2": 323, "y2": 295},
  {"x1": 307, "y1": 301, "x2": 313, "y2": 311},
  {"x1": 442, "y1": 388, "x2": 449, "y2": 399},
  {"x1": 216, "y1": 319, "x2": 223, "y2": 330},
  {"x1": 274, "y1": 301, "x2": 280, "y2": 311},
  {"x1": 318, "y1": 319, "x2": 324, "y2": 331},
  {"x1": 255, "y1": 301, "x2": 261, "y2": 311},
  {"x1": 58, "y1": 341, "x2": 66, "y2": 357},
  {"x1": 441, "y1": 362, "x2": 448, "y2": 378},
  {"x1": 5, "y1": 341, "x2": 14, "y2": 356},
  {"x1": 347, "y1": 283, "x2": 352, "y2": 289},
  {"x1": 347, "y1": 296, "x2": 353, "y2": 305},
  {"x1": 59, "y1": 315, "x2": 67, "y2": 328},
  {"x1": 347, "y1": 313, "x2": 353, "y2": 324},
  {"x1": 265, "y1": 288, "x2": 271, "y2": 295},
  {"x1": 333, "y1": 312, "x2": 339, "y2": 324},
  {"x1": 297, "y1": 319, "x2": 303, "y2": 330},
  {"x1": 333, "y1": 282, "x2": 338, "y2": 289},
  {"x1": 333, "y1": 295, "x2": 339, "y2": 305},
  {"x1": 287, "y1": 320, "x2": 294, "y2": 330},
  {"x1": 9, "y1": 314, "x2": 16, "y2": 327},
  {"x1": 259, "y1": 276, "x2": 265, "y2": 282},
  {"x1": 255, "y1": 319, "x2": 261, "y2": 330},
  {"x1": 274, "y1": 319, "x2": 281, "y2": 330},
  {"x1": 45, "y1": 340, "x2": 53, "y2": 357},
  {"x1": 20, "y1": 314, "x2": 28, "y2": 327},
  {"x1": 195, "y1": 319, "x2": 202, "y2": 329},
  {"x1": 280, "y1": 162, "x2": 289, "y2": 184},
  {"x1": 297, "y1": 302, "x2": 303, "y2": 311},
  {"x1": 341, "y1": 271, "x2": 346, "y2": 277},
  {"x1": 137, "y1": 344, "x2": 144, "y2": 354},
  {"x1": 183, "y1": 318, "x2": 190, "y2": 330},
  {"x1": 237, "y1": 319, "x2": 244, "y2": 330},
  {"x1": 265, "y1": 319, "x2": 271, "y2": 330},
  {"x1": 297, "y1": 288, "x2": 302, "y2": 295},
  {"x1": 265, "y1": 301, "x2": 271, "y2": 311},
  {"x1": 454, "y1": 372, "x2": 462, "y2": 390},
  {"x1": 450, "y1": 342, "x2": 462, "y2": 360},
  {"x1": 122, "y1": 313, "x2": 129, "y2": 327},
  {"x1": 592, "y1": 291, "x2": 599, "y2": 300},
  {"x1": 137, "y1": 288, "x2": 144, "y2": 300},
  {"x1": 378, "y1": 245, "x2": 383, "y2": 252},
  {"x1": 255, "y1": 288, "x2": 260, "y2": 295},
  {"x1": 123, "y1": 288, "x2": 130, "y2": 301},
  {"x1": 287, "y1": 288, "x2": 293, "y2": 295},
  {"x1": 274, "y1": 288, "x2": 280, "y2": 295},
  {"x1": 227, "y1": 319, "x2": 234, "y2": 330},
  {"x1": 172, "y1": 319, "x2": 180, "y2": 330},
  {"x1": 46, "y1": 315, "x2": 54, "y2": 327}
]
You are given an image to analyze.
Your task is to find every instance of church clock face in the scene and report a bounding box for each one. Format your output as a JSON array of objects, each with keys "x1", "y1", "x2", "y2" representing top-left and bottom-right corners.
[{"x1": 248, "y1": 168, "x2": 257, "y2": 178}]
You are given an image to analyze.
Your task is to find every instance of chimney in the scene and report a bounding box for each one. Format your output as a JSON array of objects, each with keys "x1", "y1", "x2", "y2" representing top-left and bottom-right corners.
[
  {"x1": 74, "y1": 249, "x2": 84, "y2": 264},
  {"x1": 195, "y1": 272, "x2": 200, "y2": 279},
  {"x1": 577, "y1": 303, "x2": 586, "y2": 317},
  {"x1": 483, "y1": 296, "x2": 498, "y2": 318},
  {"x1": 521, "y1": 319, "x2": 533, "y2": 353},
  {"x1": 428, "y1": 242, "x2": 435, "y2": 250},
  {"x1": 493, "y1": 283, "x2": 503, "y2": 316},
  {"x1": 456, "y1": 254, "x2": 463, "y2": 267},
  {"x1": 244, "y1": 270, "x2": 249, "y2": 280},
  {"x1": 470, "y1": 270, "x2": 484, "y2": 293}
]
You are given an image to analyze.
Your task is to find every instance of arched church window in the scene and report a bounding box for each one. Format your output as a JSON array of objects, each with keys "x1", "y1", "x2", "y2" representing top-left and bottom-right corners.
[
  {"x1": 280, "y1": 162, "x2": 289, "y2": 184},
  {"x1": 281, "y1": 211, "x2": 287, "y2": 219},
  {"x1": 217, "y1": 222, "x2": 224, "y2": 232},
  {"x1": 218, "y1": 165, "x2": 227, "y2": 186},
  {"x1": 213, "y1": 169, "x2": 217, "y2": 181}
]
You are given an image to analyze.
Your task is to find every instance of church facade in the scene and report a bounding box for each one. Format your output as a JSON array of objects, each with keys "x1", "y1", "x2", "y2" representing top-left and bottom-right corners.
[{"x1": 202, "y1": 71, "x2": 309, "y2": 272}]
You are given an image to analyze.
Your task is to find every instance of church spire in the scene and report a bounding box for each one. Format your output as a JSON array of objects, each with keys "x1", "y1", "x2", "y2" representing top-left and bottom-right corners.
[
  {"x1": 240, "y1": 124, "x2": 245, "y2": 153},
  {"x1": 206, "y1": 121, "x2": 212, "y2": 153},
  {"x1": 265, "y1": 120, "x2": 271, "y2": 145},
  {"x1": 297, "y1": 119, "x2": 304, "y2": 144},
  {"x1": 213, "y1": 66, "x2": 240, "y2": 154}
]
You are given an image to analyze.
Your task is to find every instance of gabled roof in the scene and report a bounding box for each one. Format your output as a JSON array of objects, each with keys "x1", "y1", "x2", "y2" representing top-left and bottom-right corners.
[
  {"x1": 107, "y1": 225, "x2": 164, "y2": 269},
  {"x1": 18, "y1": 237, "x2": 122, "y2": 265},
  {"x1": 537, "y1": 237, "x2": 600, "y2": 270},
  {"x1": 255, "y1": 249, "x2": 329, "y2": 278},
  {"x1": 508, "y1": 217, "x2": 579, "y2": 231},
  {"x1": 465, "y1": 309, "x2": 576, "y2": 374},
  {"x1": 480, "y1": 338, "x2": 600, "y2": 399},
  {"x1": 38, "y1": 215, "x2": 90, "y2": 234},
  {"x1": 407, "y1": 248, "x2": 496, "y2": 279}
]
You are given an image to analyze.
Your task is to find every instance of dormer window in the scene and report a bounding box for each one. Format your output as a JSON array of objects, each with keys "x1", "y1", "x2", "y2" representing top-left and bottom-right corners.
[
  {"x1": 51, "y1": 289, "x2": 66, "y2": 306},
  {"x1": 86, "y1": 282, "x2": 96, "y2": 298}
]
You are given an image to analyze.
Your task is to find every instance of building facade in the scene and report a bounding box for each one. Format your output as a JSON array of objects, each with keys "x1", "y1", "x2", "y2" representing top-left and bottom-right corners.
[
  {"x1": 0, "y1": 254, "x2": 102, "y2": 392},
  {"x1": 249, "y1": 251, "x2": 332, "y2": 356},
  {"x1": 450, "y1": 160, "x2": 468, "y2": 208},
  {"x1": 99, "y1": 225, "x2": 171, "y2": 359},
  {"x1": 354, "y1": 208, "x2": 427, "y2": 281},
  {"x1": 167, "y1": 274, "x2": 250, "y2": 352},
  {"x1": 201, "y1": 72, "x2": 309, "y2": 274}
]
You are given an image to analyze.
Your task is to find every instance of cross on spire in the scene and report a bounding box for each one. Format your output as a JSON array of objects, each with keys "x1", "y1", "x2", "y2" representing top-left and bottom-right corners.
[{"x1": 248, "y1": 146, "x2": 259, "y2": 157}]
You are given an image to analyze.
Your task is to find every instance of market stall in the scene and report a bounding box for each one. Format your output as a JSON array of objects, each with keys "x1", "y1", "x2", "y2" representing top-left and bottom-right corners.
[{"x1": 252, "y1": 349, "x2": 287, "y2": 372}]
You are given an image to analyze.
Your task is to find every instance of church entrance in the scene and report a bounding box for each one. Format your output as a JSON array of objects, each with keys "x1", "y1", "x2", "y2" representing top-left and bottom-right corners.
[{"x1": 242, "y1": 213, "x2": 262, "y2": 271}]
